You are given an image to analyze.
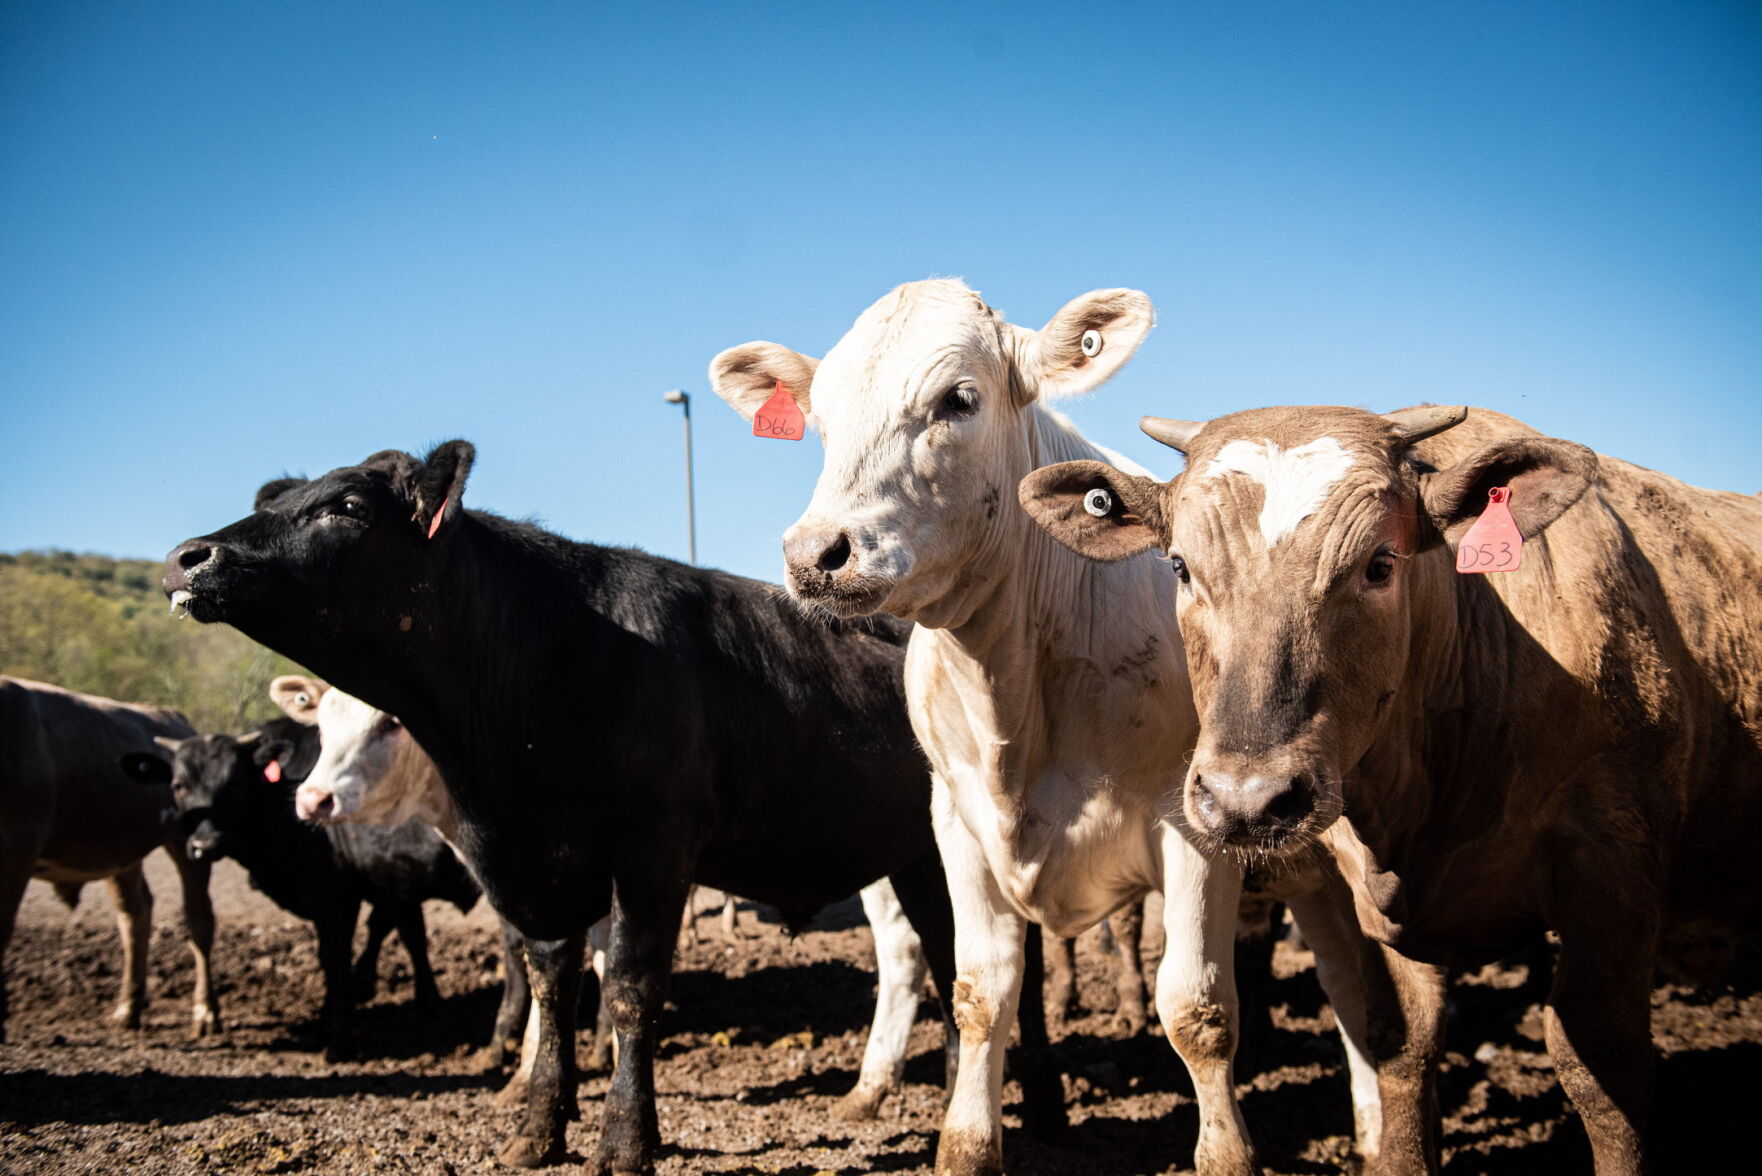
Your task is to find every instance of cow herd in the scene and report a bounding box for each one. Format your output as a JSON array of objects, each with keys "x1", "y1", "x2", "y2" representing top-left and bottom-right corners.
[{"x1": 4, "y1": 278, "x2": 1759, "y2": 1175}]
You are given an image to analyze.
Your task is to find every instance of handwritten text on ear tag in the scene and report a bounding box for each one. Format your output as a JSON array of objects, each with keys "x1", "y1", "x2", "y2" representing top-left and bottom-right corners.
[
  {"x1": 263, "y1": 759, "x2": 283, "y2": 784},
  {"x1": 753, "y1": 381, "x2": 804, "y2": 441},
  {"x1": 1456, "y1": 487, "x2": 1523, "y2": 573}
]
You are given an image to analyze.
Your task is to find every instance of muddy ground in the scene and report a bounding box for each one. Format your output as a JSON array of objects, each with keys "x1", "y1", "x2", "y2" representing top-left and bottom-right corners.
[{"x1": 2, "y1": 853, "x2": 1756, "y2": 1175}]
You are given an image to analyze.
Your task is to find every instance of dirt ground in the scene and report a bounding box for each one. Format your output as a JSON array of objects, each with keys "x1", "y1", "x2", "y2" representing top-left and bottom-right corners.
[{"x1": 2, "y1": 853, "x2": 1757, "y2": 1175}]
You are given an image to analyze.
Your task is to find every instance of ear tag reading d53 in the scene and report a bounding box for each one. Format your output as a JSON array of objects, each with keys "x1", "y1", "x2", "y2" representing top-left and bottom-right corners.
[
  {"x1": 1455, "y1": 487, "x2": 1523, "y2": 574},
  {"x1": 263, "y1": 759, "x2": 282, "y2": 784},
  {"x1": 753, "y1": 381, "x2": 804, "y2": 441}
]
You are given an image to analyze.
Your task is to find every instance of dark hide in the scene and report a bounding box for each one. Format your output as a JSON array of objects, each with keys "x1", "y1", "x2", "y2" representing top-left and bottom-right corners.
[
  {"x1": 120, "y1": 716, "x2": 479, "y2": 1060},
  {"x1": 162, "y1": 441, "x2": 1059, "y2": 1173}
]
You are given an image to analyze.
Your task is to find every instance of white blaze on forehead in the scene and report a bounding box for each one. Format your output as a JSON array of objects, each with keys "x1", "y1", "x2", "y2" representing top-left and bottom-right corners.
[{"x1": 1202, "y1": 437, "x2": 1355, "y2": 547}]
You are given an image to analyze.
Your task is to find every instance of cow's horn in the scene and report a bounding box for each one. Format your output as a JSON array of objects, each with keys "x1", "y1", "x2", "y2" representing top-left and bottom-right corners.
[
  {"x1": 1140, "y1": 416, "x2": 1204, "y2": 453},
  {"x1": 1383, "y1": 405, "x2": 1468, "y2": 446}
]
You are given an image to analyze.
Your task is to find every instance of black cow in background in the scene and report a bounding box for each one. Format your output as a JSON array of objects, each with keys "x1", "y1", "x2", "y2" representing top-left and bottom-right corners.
[
  {"x1": 121, "y1": 711, "x2": 482, "y2": 1060},
  {"x1": 160, "y1": 441, "x2": 1061, "y2": 1175}
]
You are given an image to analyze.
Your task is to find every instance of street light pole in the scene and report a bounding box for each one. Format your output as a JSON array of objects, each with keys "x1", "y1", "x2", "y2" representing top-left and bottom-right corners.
[{"x1": 662, "y1": 389, "x2": 696, "y2": 565}]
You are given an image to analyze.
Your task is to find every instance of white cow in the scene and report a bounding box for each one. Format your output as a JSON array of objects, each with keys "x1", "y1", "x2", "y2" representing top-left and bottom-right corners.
[
  {"x1": 711, "y1": 280, "x2": 1431, "y2": 1176},
  {"x1": 283, "y1": 680, "x2": 943, "y2": 1123}
]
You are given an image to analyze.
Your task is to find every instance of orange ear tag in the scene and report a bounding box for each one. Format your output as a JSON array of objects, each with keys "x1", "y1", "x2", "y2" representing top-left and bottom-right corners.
[
  {"x1": 263, "y1": 759, "x2": 282, "y2": 783},
  {"x1": 753, "y1": 380, "x2": 804, "y2": 441},
  {"x1": 1455, "y1": 487, "x2": 1523, "y2": 573}
]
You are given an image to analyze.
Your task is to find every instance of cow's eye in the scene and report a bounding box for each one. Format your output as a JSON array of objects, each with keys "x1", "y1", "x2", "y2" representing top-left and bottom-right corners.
[
  {"x1": 331, "y1": 498, "x2": 371, "y2": 523},
  {"x1": 1365, "y1": 548, "x2": 1397, "y2": 585},
  {"x1": 1170, "y1": 554, "x2": 1192, "y2": 585},
  {"x1": 935, "y1": 385, "x2": 978, "y2": 420}
]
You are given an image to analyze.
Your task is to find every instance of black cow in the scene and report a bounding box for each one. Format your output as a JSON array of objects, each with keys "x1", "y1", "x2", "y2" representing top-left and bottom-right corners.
[
  {"x1": 161, "y1": 441, "x2": 1061, "y2": 1174},
  {"x1": 121, "y1": 715, "x2": 481, "y2": 1060}
]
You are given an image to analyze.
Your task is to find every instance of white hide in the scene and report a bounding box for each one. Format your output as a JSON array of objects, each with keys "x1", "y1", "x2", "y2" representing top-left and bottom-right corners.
[{"x1": 1202, "y1": 437, "x2": 1355, "y2": 548}]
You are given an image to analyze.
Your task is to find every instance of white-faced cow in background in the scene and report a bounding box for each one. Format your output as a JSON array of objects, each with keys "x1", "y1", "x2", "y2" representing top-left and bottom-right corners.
[
  {"x1": 1020, "y1": 404, "x2": 1762, "y2": 1176},
  {"x1": 287, "y1": 679, "x2": 959, "y2": 1124},
  {"x1": 711, "y1": 280, "x2": 1436, "y2": 1176},
  {"x1": 0, "y1": 677, "x2": 218, "y2": 1040}
]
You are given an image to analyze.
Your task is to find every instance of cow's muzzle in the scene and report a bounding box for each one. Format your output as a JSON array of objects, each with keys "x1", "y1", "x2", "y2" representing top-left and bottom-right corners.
[
  {"x1": 781, "y1": 522, "x2": 890, "y2": 616},
  {"x1": 1185, "y1": 755, "x2": 1321, "y2": 853}
]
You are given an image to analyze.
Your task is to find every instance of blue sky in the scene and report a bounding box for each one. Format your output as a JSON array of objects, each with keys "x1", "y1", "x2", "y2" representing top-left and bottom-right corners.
[{"x1": 4, "y1": 1, "x2": 1758, "y2": 583}]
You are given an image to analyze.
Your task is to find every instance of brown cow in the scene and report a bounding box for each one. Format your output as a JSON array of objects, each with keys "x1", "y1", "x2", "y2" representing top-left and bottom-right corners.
[
  {"x1": 1020, "y1": 404, "x2": 1762, "y2": 1175},
  {"x1": 0, "y1": 676, "x2": 219, "y2": 1039}
]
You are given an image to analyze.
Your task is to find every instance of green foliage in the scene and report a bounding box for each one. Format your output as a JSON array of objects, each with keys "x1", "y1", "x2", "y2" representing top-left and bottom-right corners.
[{"x1": 0, "y1": 550, "x2": 310, "y2": 733}]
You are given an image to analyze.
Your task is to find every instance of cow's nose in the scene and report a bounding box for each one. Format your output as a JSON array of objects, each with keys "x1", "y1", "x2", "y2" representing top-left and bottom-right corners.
[
  {"x1": 1189, "y1": 768, "x2": 1315, "y2": 844},
  {"x1": 294, "y1": 785, "x2": 335, "y2": 823},
  {"x1": 174, "y1": 542, "x2": 213, "y2": 571},
  {"x1": 783, "y1": 523, "x2": 855, "y2": 582}
]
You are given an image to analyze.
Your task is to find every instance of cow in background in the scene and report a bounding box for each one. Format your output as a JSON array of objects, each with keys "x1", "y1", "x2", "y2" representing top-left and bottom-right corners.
[
  {"x1": 120, "y1": 693, "x2": 481, "y2": 1060},
  {"x1": 286, "y1": 679, "x2": 955, "y2": 1119},
  {"x1": 1020, "y1": 403, "x2": 1762, "y2": 1175},
  {"x1": 712, "y1": 279, "x2": 1434, "y2": 1176},
  {"x1": 160, "y1": 445, "x2": 1056, "y2": 1174},
  {"x1": 0, "y1": 677, "x2": 217, "y2": 1040}
]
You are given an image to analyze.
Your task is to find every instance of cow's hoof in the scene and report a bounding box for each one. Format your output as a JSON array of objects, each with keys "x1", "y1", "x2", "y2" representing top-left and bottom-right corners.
[
  {"x1": 493, "y1": 1076, "x2": 531, "y2": 1109},
  {"x1": 190, "y1": 1007, "x2": 222, "y2": 1039},
  {"x1": 830, "y1": 1085, "x2": 886, "y2": 1121},
  {"x1": 587, "y1": 1150, "x2": 653, "y2": 1176},
  {"x1": 933, "y1": 1129, "x2": 1003, "y2": 1176},
  {"x1": 497, "y1": 1134, "x2": 564, "y2": 1169},
  {"x1": 110, "y1": 1002, "x2": 142, "y2": 1029}
]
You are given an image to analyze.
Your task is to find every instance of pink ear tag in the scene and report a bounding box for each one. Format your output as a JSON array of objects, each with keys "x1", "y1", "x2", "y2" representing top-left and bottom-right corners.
[
  {"x1": 263, "y1": 759, "x2": 283, "y2": 783},
  {"x1": 1455, "y1": 487, "x2": 1523, "y2": 574},
  {"x1": 426, "y1": 498, "x2": 447, "y2": 540},
  {"x1": 752, "y1": 380, "x2": 804, "y2": 441}
]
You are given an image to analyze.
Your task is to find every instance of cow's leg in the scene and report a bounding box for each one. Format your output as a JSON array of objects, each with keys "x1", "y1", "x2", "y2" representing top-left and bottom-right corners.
[
  {"x1": 393, "y1": 902, "x2": 441, "y2": 1010},
  {"x1": 353, "y1": 901, "x2": 397, "y2": 1004},
  {"x1": 834, "y1": 879, "x2": 929, "y2": 1121},
  {"x1": 500, "y1": 932, "x2": 587, "y2": 1169},
  {"x1": 1109, "y1": 899, "x2": 1150, "y2": 1035},
  {"x1": 166, "y1": 844, "x2": 220, "y2": 1038},
  {"x1": 104, "y1": 863, "x2": 153, "y2": 1029},
  {"x1": 1546, "y1": 908, "x2": 1657, "y2": 1176},
  {"x1": 316, "y1": 899, "x2": 361, "y2": 1061},
  {"x1": 719, "y1": 893, "x2": 741, "y2": 940},
  {"x1": 1287, "y1": 878, "x2": 1444, "y2": 1175},
  {"x1": 586, "y1": 915, "x2": 616, "y2": 1071},
  {"x1": 0, "y1": 851, "x2": 34, "y2": 1042},
  {"x1": 1014, "y1": 925, "x2": 1065, "y2": 1141},
  {"x1": 496, "y1": 996, "x2": 544, "y2": 1109},
  {"x1": 886, "y1": 847, "x2": 962, "y2": 1097},
  {"x1": 931, "y1": 781, "x2": 1030, "y2": 1176},
  {"x1": 1231, "y1": 900, "x2": 1281, "y2": 1077},
  {"x1": 487, "y1": 919, "x2": 531, "y2": 1068},
  {"x1": 1042, "y1": 931, "x2": 1077, "y2": 1024},
  {"x1": 1156, "y1": 828, "x2": 1257, "y2": 1176},
  {"x1": 591, "y1": 872, "x2": 691, "y2": 1176}
]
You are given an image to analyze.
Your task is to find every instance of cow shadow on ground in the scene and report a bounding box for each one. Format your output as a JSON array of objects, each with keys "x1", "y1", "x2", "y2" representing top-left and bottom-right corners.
[
  {"x1": 663, "y1": 958, "x2": 882, "y2": 1046},
  {"x1": 246, "y1": 984, "x2": 507, "y2": 1063},
  {"x1": 0, "y1": 1066, "x2": 494, "y2": 1128}
]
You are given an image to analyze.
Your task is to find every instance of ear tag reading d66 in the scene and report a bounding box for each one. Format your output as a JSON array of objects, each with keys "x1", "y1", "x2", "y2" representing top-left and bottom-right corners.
[
  {"x1": 753, "y1": 380, "x2": 804, "y2": 441},
  {"x1": 1455, "y1": 487, "x2": 1523, "y2": 574},
  {"x1": 263, "y1": 759, "x2": 282, "y2": 784}
]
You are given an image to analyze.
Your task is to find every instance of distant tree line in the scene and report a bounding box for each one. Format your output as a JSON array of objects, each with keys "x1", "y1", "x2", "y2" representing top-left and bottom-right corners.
[{"x1": 0, "y1": 549, "x2": 308, "y2": 733}]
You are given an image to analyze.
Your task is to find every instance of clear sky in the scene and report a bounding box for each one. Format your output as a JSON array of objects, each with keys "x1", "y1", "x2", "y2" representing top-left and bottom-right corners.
[{"x1": 4, "y1": 1, "x2": 1758, "y2": 584}]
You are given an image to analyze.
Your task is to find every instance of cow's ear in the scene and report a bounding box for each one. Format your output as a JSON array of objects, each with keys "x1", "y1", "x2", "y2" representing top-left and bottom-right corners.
[
  {"x1": 1419, "y1": 436, "x2": 1599, "y2": 546},
  {"x1": 1018, "y1": 460, "x2": 1169, "y2": 562},
  {"x1": 708, "y1": 342, "x2": 818, "y2": 422},
  {"x1": 413, "y1": 440, "x2": 475, "y2": 539},
  {"x1": 254, "y1": 477, "x2": 307, "y2": 511},
  {"x1": 120, "y1": 751, "x2": 172, "y2": 785},
  {"x1": 1021, "y1": 289, "x2": 1154, "y2": 402},
  {"x1": 269, "y1": 676, "x2": 327, "y2": 724},
  {"x1": 250, "y1": 739, "x2": 295, "y2": 770}
]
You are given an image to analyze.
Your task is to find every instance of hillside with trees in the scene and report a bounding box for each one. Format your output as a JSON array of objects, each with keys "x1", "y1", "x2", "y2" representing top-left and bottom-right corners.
[{"x1": 0, "y1": 549, "x2": 309, "y2": 733}]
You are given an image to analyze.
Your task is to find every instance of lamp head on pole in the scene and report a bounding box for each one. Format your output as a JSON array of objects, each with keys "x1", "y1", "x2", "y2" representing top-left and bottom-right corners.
[{"x1": 662, "y1": 388, "x2": 689, "y2": 406}]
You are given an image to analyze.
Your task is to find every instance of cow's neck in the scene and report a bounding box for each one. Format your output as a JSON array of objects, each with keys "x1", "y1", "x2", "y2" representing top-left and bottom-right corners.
[{"x1": 916, "y1": 404, "x2": 1191, "y2": 828}]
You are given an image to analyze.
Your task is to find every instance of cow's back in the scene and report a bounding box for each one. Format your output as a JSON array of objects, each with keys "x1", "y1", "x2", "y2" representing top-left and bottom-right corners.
[{"x1": 1, "y1": 677, "x2": 194, "y2": 877}]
